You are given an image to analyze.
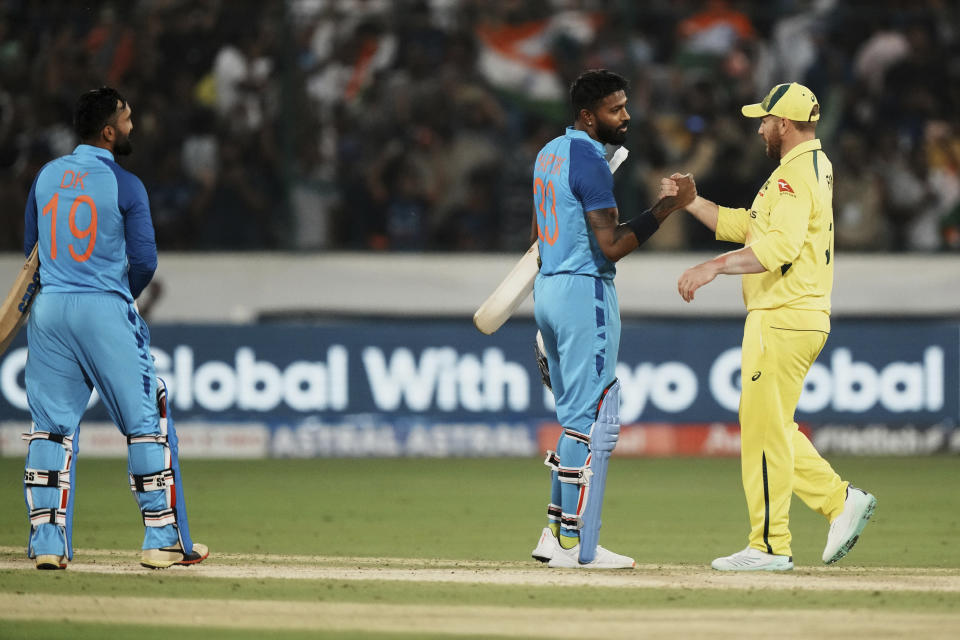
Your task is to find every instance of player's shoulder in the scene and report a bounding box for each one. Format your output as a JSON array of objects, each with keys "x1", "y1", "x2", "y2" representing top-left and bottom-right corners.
[
  {"x1": 776, "y1": 152, "x2": 823, "y2": 196},
  {"x1": 95, "y1": 154, "x2": 135, "y2": 177},
  {"x1": 95, "y1": 155, "x2": 147, "y2": 191},
  {"x1": 35, "y1": 156, "x2": 64, "y2": 180},
  {"x1": 782, "y1": 145, "x2": 830, "y2": 179},
  {"x1": 568, "y1": 138, "x2": 608, "y2": 176},
  {"x1": 537, "y1": 134, "x2": 567, "y2": 156},
  {"x1": 569, "y1": 137, "x2": 605, "y2": 159}
]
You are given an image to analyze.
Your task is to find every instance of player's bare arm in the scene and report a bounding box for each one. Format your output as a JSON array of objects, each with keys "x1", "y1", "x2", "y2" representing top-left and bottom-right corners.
[
  {"x1": 587, "y1": 174, "x2": 696, "y2": 262},
  {"x1": 670, "y1": 172, "x2": 719, "y2": 232},
  {"x1": 661, "y1": 172, "x2": 720, "y2": 231},
  {"x1": 677, "y1": 246, "x2": 765, "y2": 302}
]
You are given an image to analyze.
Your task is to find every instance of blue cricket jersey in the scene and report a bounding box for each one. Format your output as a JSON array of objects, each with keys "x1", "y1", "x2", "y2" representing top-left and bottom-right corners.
[
  {"x1": 534, "y1": 127, "x2": 618, "y2": 279},
  {"x1": 24, "y1": 144, "x2": 157, "y2": 301}
]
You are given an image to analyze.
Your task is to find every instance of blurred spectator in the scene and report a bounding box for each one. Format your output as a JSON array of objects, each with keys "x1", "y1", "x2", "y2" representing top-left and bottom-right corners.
[
  {"x1": 437, "y1": 165, "x2": 500, "y2": 250},
  {"x1": 833, "y1": 134, "x2": 887, "y2": 250},
  {"x1": 84, "y1": 4, "x2": 136, "y2": 87},
  {"x1": 0, "y1": 0, "x2": 957, "y2": 253},
  {"x1": 147, "y1": 147, "x2": 203, "y2": 251}
]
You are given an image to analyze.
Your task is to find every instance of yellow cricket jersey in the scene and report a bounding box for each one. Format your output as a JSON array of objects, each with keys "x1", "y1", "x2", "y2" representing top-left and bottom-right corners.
[{"x1": 715, "y1": 138, "x2": 834, "y2": 313}]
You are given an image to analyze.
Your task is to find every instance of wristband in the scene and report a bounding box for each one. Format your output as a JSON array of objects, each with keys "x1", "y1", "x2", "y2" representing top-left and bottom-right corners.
[{"x1": 626, "y1": 209, "x2": 659, "y2": 246}]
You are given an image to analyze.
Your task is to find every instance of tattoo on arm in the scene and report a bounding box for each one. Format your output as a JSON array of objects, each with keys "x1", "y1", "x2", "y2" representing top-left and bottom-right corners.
[
  {"x1": 650, "y1": 195, "x2": 684, "y2": 224},
  {"x1": 587, "y1": 207, "x2": 639, "y2": 261}
]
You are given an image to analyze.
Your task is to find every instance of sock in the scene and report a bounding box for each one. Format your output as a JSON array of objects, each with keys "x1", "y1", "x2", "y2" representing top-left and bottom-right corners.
[
  {"x1": 559, "y1": 534, "x2": 579, "y2": 550},
  {"x1": 548, "y1": 522, "x2": 560, "y2": 537}
]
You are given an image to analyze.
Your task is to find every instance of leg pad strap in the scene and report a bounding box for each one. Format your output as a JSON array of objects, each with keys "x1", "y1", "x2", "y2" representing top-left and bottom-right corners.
[
  {"x1": 543, "y1": 450, "x2": 560, "y2": 471},
  {"x1": 128, "y1": 434, "x2": 168, "y2": 445},
  {"x1": 142, "y1": 508, "x2": 177, "y2": 528},
  {"x1": 22, "y1": 431, "x2": 74, "y2": 447},
  {"x1": 30, "y1": 508, "x2": 67, "y2": 527},
  {"x1": 558, "y1": 464, "x2": 592, "y2": 486},
  {"x1": 24, "y1": 468, "x2": 70, "y2": 489},
  {"x1": 130, "y1": 469, "x2": 175, "y2": 493},
  {"x1": 546, "y1": 503, "x2": 562, "y2": 523},
  {"x1": 546, "y1": 451, "x2": 593, "y2": 486},
  {"x1": 563, "y1": 429, "x2": 590, "y2": 445},
  {"x1": 561, "y1": 513, "x2": 583, "y2": 531}
]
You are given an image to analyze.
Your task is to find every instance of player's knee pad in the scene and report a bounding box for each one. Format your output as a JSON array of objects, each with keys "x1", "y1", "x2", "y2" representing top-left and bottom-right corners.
[
  {"x1": 579, "y1": 379, "x2": 621, "y2": 564},
  {"x1": 127, "y1": 378, "x2": 194, "y2": 552},
  {"x1": 543, "y1": 429, "x2": 592, "y2": 532},
  {"x1": 22, "y1": 427, "x2": 77, "y2": 558}
]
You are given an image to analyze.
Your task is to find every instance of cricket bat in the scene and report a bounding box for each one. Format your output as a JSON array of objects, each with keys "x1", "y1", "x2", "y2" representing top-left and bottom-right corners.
[
  {"x1": 0, "y1": 244, "x2": 40, "y2": 354},
  {"x1": 473, "y1": 146, "x2": 629, "y2": 334}
]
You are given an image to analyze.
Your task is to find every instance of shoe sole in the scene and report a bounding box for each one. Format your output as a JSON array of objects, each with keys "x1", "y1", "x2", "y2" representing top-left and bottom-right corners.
[
  {"x1": 35, "y1": 554, "x2": 67, "y2": 570},
  {"x1": 712, "y1": 562, "x2": 794, "y2": 572},
  {"x1": 531, "y1": 553, "x2": 550, "y2": 563},
  {"x1": 549, "y1": 563, "x2": 636, "y2": 569},
  {"x1": 824, "y1": 495, "x2": 877, "y2": 565},
  {"x1": 177, "y1": 549, "x2": 209, "y2": 566},
  {"x1": 141, "y1": 549, "x2": 210, "y2": 570},
  {"x1": 548, "y1": 559, "x2": 635, "y2": 569}
]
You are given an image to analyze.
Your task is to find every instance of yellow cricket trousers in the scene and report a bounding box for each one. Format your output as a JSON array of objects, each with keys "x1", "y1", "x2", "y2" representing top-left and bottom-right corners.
[{"x1": 739, "y1": 308, "x2": 848, "y2": 556}]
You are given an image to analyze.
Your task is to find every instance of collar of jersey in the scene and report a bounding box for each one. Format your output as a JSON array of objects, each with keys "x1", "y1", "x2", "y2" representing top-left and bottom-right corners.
[
  {"x1": 73, "y1": 144, "x2": 115, "y2": 161},
  {"x1": 565, "y1": 126, "x2": 606, "y2": 155},
  {"x1": 780, "y1": 138, "x2": 821, "y2": 166}
]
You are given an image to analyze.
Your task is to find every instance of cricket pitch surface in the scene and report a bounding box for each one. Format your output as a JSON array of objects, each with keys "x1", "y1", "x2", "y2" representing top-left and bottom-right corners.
[{"x1": 2, "y1": 547, "x2": 958, "y2": 638}]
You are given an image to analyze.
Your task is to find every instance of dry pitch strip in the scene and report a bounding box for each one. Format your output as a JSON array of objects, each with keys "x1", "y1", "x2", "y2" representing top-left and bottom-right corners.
[{"x1": 1, "y1": 547, "x2": 958, "y2": 638}]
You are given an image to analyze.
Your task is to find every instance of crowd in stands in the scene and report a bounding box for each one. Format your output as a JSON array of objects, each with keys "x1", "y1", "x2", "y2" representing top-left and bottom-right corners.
[{"x1": 1, "y1": 0, "x2": 958, "y2": 253}]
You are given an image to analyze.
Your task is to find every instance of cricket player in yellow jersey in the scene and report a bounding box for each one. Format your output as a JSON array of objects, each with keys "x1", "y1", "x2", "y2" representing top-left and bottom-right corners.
[{"x1": 676, "y1": 83, "x2": 877, "y2": 571}]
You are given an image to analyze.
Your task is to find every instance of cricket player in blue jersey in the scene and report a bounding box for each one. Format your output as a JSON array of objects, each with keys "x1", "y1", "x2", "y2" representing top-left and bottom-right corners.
[
  {"x1": 529, "y1": 70, "x2": 695, "y2": 568},
  {"x1": 22, "y1": 87, "x2": 207, "y2": 570}
]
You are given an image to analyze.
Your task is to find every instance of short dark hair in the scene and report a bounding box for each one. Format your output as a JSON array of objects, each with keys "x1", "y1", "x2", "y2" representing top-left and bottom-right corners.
[
  {"x1": 570, "y1": 69, "x2": 628, "y2": 119},
  {"x1": 793, "y1": 119, "x2": 818, "y2": 133},
  {"x1": 74, "y1": 87, "x2": 126, "y2": 141}
]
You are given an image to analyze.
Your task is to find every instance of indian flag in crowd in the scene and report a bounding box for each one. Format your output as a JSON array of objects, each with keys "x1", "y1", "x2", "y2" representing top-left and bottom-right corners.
[{"x1": 475, "y1": 12, "x2": 600, "y2": 101}]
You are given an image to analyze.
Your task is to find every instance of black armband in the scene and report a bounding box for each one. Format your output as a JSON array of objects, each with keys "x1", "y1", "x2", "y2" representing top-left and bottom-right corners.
[{"x1": 625, "y1": 209, "x2": 659, "y2": 246}]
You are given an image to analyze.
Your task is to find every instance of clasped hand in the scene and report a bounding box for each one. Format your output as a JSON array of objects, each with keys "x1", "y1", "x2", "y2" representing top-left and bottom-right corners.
[{"x1": 657, "y1": 173, "x2": 697, "y2": 211}]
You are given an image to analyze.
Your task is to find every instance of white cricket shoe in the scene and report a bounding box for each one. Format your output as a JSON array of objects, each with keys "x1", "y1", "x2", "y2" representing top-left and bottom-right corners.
[
  {"x1": 822, "y1": 486, "x2": 877, "y2": 565},
  {"x1": 547, "y1": 543, "x2": 635, "y2": 569},
  {"x1": 711, "y1": 546, "x2": 793, "y2": 571},
  {"x1": 141, "y1": 542, "x2": 209, "y2": 569},
  {"x1": 531, "y1": 527, "x2": 561, "y2": 563}
]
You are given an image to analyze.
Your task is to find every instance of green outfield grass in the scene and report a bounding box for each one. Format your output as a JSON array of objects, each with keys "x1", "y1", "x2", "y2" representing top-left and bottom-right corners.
[
  {"x1": 1, "y1": 456, "x2": 954, "y2": 567},
  {"x1": 0, "y1": 455, "x2": 958, "y2": 639}
]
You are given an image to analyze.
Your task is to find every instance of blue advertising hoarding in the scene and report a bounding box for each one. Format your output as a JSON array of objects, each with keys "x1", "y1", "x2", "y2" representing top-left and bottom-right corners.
[{"x1": 0, "y1": 318, "x2": 955, "y2": 426}]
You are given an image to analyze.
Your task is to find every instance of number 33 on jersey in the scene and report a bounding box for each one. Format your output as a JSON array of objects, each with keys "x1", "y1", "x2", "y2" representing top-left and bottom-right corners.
[{"x1": 534, "y1": 128, "x2": 621, "y2": 278}]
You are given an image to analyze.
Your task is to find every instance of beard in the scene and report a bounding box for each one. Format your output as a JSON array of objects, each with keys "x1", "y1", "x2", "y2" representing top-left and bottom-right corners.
[
  {"x1": 764, "y1": 129, "x2": 781, "y2": 160},
  {"x1": 114, "y1": 132, "x2": 133, "y2": 156},
  {"x1": 596, "y1": 120, "x2": 628, "y2": 146}
]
